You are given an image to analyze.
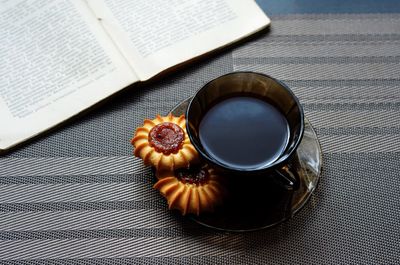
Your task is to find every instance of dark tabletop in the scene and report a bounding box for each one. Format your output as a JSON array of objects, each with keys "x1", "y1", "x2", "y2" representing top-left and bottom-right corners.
[{"x1": 1, "y1": 0, "x2": 399, "y2": 264}]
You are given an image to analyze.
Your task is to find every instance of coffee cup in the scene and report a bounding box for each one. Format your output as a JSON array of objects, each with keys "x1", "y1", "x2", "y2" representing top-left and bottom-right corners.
[{"x1": 186, "y1": 72, "x2": 304, "y2": 190}]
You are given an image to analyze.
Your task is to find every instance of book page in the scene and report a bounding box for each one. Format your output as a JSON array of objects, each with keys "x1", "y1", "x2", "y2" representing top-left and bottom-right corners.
[
  {"x1": 86, "y1": 0, "x2": 270, "y2": 80},
  {"x1": 0, "y1": 0, "x2": 138, "y2": 151}
]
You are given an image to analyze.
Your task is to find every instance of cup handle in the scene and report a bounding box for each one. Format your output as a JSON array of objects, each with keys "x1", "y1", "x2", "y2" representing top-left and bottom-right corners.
[{"x1": 273, "y1": 163, "x2": 300, "y2": 191}]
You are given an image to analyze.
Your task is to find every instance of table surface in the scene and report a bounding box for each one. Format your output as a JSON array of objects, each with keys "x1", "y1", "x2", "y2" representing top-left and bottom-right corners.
[{"x1": 1, "y1": 1, "x2": 400, "y2": 264}]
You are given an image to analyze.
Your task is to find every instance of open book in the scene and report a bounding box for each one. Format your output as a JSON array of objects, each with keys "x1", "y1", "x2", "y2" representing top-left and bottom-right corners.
[{"x1": 0, "y1": 0, "x2": 270, "y2": 152}]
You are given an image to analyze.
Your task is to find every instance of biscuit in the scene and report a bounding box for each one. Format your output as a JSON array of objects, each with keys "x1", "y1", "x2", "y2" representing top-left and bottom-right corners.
[
  {"x1": 131, "y1": 114, "x2": 199, "y2": 171},
  {"x1": 154, "y1": 165, "x2": 226, "y2": 215}
]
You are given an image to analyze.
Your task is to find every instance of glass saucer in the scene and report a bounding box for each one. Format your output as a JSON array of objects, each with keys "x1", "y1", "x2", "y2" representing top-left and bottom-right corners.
[{"x1": 169, "y1": 98, "x2": 322, "y2": 232}]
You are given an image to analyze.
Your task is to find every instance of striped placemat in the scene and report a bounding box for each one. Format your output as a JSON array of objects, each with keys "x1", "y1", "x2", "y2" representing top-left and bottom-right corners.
[{"x1": 1, "y1": 13, "x2": 399, "y2": 264}]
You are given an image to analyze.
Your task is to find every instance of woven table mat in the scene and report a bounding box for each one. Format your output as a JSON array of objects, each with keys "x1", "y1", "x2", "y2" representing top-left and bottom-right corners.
[{"x1": 1, "y1": 13, "x2": 399, "y2": 264}]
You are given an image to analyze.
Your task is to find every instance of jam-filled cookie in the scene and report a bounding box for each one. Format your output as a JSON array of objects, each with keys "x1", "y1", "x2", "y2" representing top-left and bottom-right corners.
[
  {"x1": 154, "y1": 165, "x2": 226, "y2": 215},
  {"x1": 131, "y1": 114, "x2": 198, "y2": 171}
]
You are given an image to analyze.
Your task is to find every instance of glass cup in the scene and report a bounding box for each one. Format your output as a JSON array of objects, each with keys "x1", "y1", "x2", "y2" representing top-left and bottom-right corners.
[{"x1": 186, "y1": 72, "x2": 304, "y2": 192}]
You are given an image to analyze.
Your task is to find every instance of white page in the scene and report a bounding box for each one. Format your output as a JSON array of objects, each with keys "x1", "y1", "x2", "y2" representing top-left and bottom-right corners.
[
  {"x1": 87, "y1": 0, "x2": 270, "y2": 80},
  {"x1": 0, "y1": 0, "x2": 138, "y2": 151}
]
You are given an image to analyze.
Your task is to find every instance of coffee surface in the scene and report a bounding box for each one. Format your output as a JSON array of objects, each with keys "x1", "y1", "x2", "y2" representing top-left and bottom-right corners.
[{"x1": 199, "y1": 96, "x2": 289, "y2": 169}]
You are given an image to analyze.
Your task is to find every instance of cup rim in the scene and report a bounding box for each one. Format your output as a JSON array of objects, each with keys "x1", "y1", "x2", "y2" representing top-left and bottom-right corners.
[{"x1": 186, "y1": 71, "x2": 305, "y2": 173}]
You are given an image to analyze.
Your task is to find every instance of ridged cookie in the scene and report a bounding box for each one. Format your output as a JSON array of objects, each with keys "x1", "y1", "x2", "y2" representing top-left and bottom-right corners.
[
  {"x1": 154, "y1": 165, "x2": 226, "y2": 215},
  {"x1": 131, "y1": 114, "x2": 199, "y2": 171}
]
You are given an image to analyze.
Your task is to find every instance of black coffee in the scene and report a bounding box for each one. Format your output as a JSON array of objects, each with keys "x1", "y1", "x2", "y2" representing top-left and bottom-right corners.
[{"x1": 199, "y1": 96, "x2": 289, "y2": 169}]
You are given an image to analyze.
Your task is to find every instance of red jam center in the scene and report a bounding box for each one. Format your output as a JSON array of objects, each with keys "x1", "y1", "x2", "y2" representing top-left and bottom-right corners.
[
  {"x1": 148, "y1": 122, "x2": 184, "y2": 155},
  {"x1": 176, "y1": 166, "x2": 209, "y2": 185}
]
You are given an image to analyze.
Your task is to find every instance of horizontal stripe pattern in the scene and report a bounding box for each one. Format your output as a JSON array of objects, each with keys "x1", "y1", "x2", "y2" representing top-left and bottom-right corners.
[
  {"x1": 0, "y1": 236, "x2": 245, "y2": 259},
  {"x1": 0, "y1": 256, "x2": 232, "y2": 265},
  {"x1": 320, "y1": 135, "x2": 400, "y2": 153},
  {"x1": 315, "y1": 127, "x2": 400, "y2": 136},
  {"x1": 0, "y1": 227, "x2": 216, "y2": 241},
  {"x1": 0, "y1": 228, "x2": 186, "y2": 241},
  {"x1": 235, "y1": 56, "x2": 400, "y2": 64},
  {"x1": 233, "y1": 63, "x2": 399, "y2": 80},
  {"x1": 269, "y1": 15, "x2": 400, "y2": 35},
  {"x1": 0, "y1": 182, "x2": 157, "y2": 203},
  {"x1": 287, "y1": 79, "x2": 400, "y2": 104},
  {"x1": 234, "y1": 43, "x2": 400, "y2": 58},
  {"x1": 285, "y1": 78, "x2": 400, "y2": 87},
  {"x1": 303, "y1": 102, "x2": 400, "y2": 111},
  {"x1": 0, "y1": 210, "x2": 178, "y2": 231},
  {"x1": 257, "y1": 1, "x2": 400, "y2": 15},
  {"x1": 0, "y1": 173, "x2": 149, "y2": 185},
  {"x1": 271, "y1": 13, "x2": 400, "y2": 20},
  {"x1": 0, "y1": 200, "x2": 166, "y2": 212},
  {"x1": 255, "y1": 33, "x2": 400, "y2": 43},
  {"x1": 306, "y1": 111, "x2": 400, "y2": 129},
  {"x1": 0, "y1": 156, "x2": 140, "y2": 177}
]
